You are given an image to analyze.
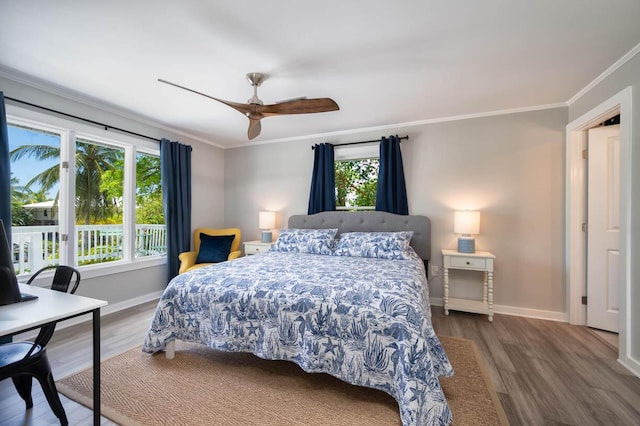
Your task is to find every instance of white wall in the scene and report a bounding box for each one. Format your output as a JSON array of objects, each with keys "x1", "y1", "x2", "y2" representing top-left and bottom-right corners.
[
  {"x1": 224, "y1": 108, "x2": 568, "y2": 317},
  {"x1": 190, "y1": 136, "x2": 226, "y2": 235},
  {"x1": 224, "y1": 139, "x2": 315, "y2": 239},
  {"x1": 568, "y1": 52, "x2": 640, "y2": 369},
  {"x1": 1, "y1": 75, "x2": 225, "y2": 305}
]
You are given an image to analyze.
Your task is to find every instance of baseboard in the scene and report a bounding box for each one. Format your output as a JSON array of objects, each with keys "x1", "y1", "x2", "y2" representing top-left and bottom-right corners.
[
  {"x1": 618, "y1": 355, "x2": 640, "y2": 379},
  {"x1": 430, "y1": 297, "x2": 568, "y2": 322},
  {"x1": 98, "y1": 290, "x2": 163, "y2": 317},
  {"x1": 16, "y1": 290, "x2": 163, "y2": 339},
  {"x1": 493, "y1": 304, "x2": 568, "y2": 322}
]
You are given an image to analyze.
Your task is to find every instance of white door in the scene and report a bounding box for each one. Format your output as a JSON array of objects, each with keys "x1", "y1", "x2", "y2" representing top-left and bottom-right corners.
[{"x1": 587, "y1": 125, "x2": 620, "y2": 332}]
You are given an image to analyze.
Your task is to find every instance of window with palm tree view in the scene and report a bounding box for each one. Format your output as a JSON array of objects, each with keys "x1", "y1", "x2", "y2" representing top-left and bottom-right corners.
[{"x1": 8, "y1": 120, "x2": 165, "y2": 275}]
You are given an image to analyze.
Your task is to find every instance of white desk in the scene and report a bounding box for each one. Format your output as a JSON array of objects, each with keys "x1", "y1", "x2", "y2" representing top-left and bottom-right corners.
[{"x1": 0, "y1": 284, "x2": 107, "y2": 425}]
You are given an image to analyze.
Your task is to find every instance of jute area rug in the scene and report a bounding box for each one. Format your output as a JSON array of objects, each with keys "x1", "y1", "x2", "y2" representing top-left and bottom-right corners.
[{"x1": 58, "y1": 336, "x2": 508, "y2": 425}]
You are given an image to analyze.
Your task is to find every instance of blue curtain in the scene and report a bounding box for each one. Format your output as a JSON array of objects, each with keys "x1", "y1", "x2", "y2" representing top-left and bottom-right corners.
[
  {"x1": 308, "y1": 143, "x2": 336, "y2": 214},
  {"x1": 0, "y1": 93, "x2": 11, "y2": 235},
  {"x1": 0, "y1": 93, "x2": 12, "y2": 344},
  {"x1": 375, "y1": 135, "x2": 409, "y2": 215},
  {"x1": 160, "y1": 139, "x2": 192, "y2": 282}
]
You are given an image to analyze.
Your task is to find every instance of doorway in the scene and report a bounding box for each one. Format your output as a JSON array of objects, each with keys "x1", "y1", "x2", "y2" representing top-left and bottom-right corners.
[{"x1": 565, "y1": 87, "x2": 631, "y2": 368}]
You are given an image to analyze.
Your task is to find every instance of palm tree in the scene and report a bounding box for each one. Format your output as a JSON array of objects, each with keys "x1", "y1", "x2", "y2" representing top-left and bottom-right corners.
[
  {"x1": 9, "y1": 144, "x2": 60, "y2": 194},
  {"x1": 10, "y1": 139, "x2": 122, "y2": 224},
  {"x1": 10, "y1": 175, "x2": 34, "y2": 226},
  {"x1": 74, "y1": 140, "x2": 123, "y2": 224}
]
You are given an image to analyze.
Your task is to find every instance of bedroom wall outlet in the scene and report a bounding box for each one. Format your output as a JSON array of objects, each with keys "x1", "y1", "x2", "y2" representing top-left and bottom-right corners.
[{"x1": 430, "y1": 265, "x2": 440, "y2": 277}]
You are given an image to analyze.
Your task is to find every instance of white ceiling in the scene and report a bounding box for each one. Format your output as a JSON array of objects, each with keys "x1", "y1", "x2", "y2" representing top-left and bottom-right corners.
[{"x1": 1, "y1": 1, "x2": 640, "y2": 148}]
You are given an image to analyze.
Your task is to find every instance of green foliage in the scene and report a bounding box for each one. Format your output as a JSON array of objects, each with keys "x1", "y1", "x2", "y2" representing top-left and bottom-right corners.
[
  {"x1": 10, "y1": 137, "x2": 164, "y2": 226},
  {"x1": 100, "y1": 159, "x2": 124, "y2": 199},
  {"x1": 135, "y1": 154, "x2": 163, "y2": 224},
  {"x1": 136, "y1": 192, "x2": 164, "y2": 224},
  {"x1": 100, "y1": 152, "x2": 163, "y2": 224},
  {"x1": 335, "y1": 158, "x2": 379, "y2": 208},
  {"x1": 10, "y1": 174, "x2": 34, "y2": 226},
  {"x1": 75, "y1": 139, "x2": 123, "y2": 225}
]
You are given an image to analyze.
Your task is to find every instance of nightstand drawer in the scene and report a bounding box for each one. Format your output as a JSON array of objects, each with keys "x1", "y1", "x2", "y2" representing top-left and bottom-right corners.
[
  {"x1": 243, "y1": 241, "x2": 273, "y2": 255},
  {"x1": 450, "y1": 256, "x2": 486, "y2": 269}
]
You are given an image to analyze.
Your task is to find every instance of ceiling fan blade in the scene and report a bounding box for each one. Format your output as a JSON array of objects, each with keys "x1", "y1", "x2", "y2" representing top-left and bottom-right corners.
[
  {"x1": 258, "y1": 98, "x2": 339, "y2": 116},
  {"x1": 159, "y1": 75, "x2": 338, "y2": 140},
  {"x1": 275, "y1": 96, "x2": 308, "y2": 104},
  {"x1": 248, "y1": 119, "x2": 262, "y2": 140},
  {"x1": 158, "y1": 78, "x2": 253, "y2": 116}
]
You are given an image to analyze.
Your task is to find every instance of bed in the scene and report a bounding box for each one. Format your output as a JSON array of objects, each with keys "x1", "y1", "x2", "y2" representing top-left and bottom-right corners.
[{"x1": 143, "y1": 211, "x2": 453, "y2": 425}]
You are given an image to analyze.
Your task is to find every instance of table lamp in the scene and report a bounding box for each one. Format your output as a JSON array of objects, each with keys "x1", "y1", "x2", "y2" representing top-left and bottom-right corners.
[
  {"x1": 454, "y1": 210, "x2": 480, "y2": 253},
  {"x1": 259, "y1": 211, "x2": 276, "y2": 243}
]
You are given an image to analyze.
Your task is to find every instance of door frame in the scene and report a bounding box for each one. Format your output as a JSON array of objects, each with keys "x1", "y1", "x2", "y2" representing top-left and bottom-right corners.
[{"x1": 565, "y1": 86, "x2": 632, "y2": 363}]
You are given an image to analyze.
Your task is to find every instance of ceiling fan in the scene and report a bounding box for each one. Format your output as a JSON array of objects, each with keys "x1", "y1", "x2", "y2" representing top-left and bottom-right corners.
[{"x1": 158, "y1": 73, "x2": 339, "y2": 140}]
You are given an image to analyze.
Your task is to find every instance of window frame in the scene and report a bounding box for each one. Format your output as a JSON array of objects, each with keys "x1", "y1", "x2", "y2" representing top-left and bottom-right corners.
[
  {"x1": 7, "y1": 104, "x2": 166, "y2": 281},
  {"x1": 334, "y1": 144, "x2": 379, "y2": 211}
]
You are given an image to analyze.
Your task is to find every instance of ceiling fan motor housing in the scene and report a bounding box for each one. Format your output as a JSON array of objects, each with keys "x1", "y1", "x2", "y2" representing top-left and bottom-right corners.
[
  {"x1": 246, "y1": 72, "x2": 265, "y2": 86},
  {"x1": 246, "y1": 72, "x2": 265, "y2": 105}
]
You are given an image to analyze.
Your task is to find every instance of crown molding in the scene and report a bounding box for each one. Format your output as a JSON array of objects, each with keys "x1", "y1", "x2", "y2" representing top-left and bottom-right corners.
[
  {"x1": 242, "y1": 102, "x2": 568, "y2": 148},
  {"x1": 567, "y1": 41, "x2": 640, "y2": 106}
]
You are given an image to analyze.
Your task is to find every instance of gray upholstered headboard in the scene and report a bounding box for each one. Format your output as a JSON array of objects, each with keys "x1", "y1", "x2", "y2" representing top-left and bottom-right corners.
[{"x1": 288, "y1": 211, "x2": 431, "y2": 262}]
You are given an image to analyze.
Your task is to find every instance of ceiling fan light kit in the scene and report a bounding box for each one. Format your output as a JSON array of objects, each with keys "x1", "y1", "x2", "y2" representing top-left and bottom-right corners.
[{"x1": 158, "y1": 73, "x2": 339, "y2": 140}]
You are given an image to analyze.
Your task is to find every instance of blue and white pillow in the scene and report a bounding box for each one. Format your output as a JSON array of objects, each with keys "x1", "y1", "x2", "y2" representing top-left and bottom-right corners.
[
  {"x1": 333, "y1": 231, "x2": 414, "y2": 260},
  {"x1": 270, "y1": 228, "x2": 338, "y2": 255}
]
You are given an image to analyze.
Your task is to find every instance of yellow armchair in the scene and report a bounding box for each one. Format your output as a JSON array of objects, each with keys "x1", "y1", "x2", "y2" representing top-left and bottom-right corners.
[{"x1": 178, "y1": 227, "x2": 242, "y2": 274}]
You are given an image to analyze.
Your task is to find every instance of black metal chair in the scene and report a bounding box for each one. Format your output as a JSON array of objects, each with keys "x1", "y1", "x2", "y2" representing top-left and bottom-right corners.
[{"x1": 0, "y1": 265, "x2": 81, "y2": 426}]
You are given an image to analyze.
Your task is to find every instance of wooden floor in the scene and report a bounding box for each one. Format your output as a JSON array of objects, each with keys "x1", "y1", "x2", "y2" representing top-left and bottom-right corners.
[
  {"x1": 1, "y1": 302, "x2": 639, "y2": 425},
  {"x1": 0, "y1": 301, "x2": 156, "y2": 426}
]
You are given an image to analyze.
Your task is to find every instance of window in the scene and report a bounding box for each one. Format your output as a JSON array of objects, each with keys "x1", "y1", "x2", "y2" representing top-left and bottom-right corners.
[
  {"x1": 334, "y1": 145, "x2": 379, "y2": 211},
  {"x1": 135, "y1": 152, "x2": 165, "y2": 258},
  {"x1": 75, "y1": 137, "x2": 125, "y2": 265},
  {"x1": 8, "y1": 124, "x2": 62, "y2": 274},
  {"x1": 7, "y1": 107, "x2": 165, "y2": 277}
]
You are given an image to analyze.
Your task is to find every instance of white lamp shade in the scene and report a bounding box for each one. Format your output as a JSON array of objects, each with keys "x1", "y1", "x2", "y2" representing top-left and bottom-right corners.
[
  {"x1": 259, "y1": 211, "x2": 276, "y2": 230},
  {"x1": 454, "y1": 210, "x2": 480, "y2": 235}
]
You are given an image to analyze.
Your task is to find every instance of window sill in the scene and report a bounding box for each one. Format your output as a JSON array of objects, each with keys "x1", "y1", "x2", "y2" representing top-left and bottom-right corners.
[
  {"x1": 336, "y1": 206, "x2": 375, "y2": 211},
  {"x1": 78, "y1": 256, "x2": 167, "y2": 280},
  {"x1": 25, "y1": 256, "x2": 166, "y2": 287}
]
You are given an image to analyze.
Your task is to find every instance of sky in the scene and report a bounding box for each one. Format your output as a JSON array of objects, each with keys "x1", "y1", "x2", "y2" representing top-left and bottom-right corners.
[{"x1": 8, "y1": 124, "x2": 60, "y2": 199}]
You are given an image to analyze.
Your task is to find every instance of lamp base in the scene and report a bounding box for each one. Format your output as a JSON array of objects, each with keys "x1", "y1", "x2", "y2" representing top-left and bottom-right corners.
[
  {"x1": 261, "y1": 231, "x2": 273, "y2": 243},
  {"x1": 457, "y1": 237, "x2": 476, "y2": 253}
]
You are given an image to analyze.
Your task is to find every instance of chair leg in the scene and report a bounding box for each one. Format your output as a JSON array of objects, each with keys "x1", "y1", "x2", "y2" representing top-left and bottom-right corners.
[
  {"x1": 12, "y1": 375, "x2": 34, "y2": 409},
  {"x1": 32, "y1": 356, "x2": 69, "y2": 426},
  {"x1": 37, "y1": 372, "x2": 68, "y2": 426}
]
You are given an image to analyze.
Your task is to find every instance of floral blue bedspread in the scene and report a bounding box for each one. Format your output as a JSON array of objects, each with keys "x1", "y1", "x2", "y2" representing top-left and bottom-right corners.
[{"x1": 143, "y1": 251, "x2": 453, "y2": 425}]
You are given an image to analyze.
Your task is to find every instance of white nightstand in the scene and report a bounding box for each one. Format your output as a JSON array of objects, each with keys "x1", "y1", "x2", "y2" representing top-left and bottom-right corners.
[
  {"x1": 442, "y1": 249, "x2": 496, "y2": 322},
  {"x1": 243, "y1": 240, "x2": 274, "y2": 255}
]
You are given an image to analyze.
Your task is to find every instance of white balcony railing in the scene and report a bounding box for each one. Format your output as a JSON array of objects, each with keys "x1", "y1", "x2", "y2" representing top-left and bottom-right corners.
[{"x1": 11, "y1": 224, "x2": 166, "y2": 275}]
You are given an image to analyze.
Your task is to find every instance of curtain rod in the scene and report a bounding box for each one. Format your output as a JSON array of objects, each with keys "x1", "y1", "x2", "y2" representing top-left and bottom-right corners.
[
  {"x1": 311, "y1": 135, "x2": 408, "y2": 150},
  {"x1": 4, "y1": 96, "x2": 162, "y2": 143}
]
